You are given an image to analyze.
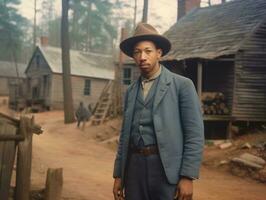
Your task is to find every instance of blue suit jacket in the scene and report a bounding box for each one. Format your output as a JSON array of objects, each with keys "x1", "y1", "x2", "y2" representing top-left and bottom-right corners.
[{"x1": 113, "y1": 66, "x2": 204, "y2": 185}]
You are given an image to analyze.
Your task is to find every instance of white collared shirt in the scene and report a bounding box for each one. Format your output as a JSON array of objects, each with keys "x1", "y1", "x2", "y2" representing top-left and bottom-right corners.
[{"x1": 141, "y1": 66, "x2": 161, "y2": 100}]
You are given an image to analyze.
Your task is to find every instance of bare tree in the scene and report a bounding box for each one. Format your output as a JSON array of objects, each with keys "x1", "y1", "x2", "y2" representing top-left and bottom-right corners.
[
  {"x1": 61, "y1": 0, "x2": 75, "y2": 123},
  {"x1": 142, "y1": 0, "x2": 148, "y2": 23}
]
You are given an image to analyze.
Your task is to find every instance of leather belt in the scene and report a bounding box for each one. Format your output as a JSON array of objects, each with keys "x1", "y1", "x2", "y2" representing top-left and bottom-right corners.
[{"x1": 130, "y1": 145, "x2": 158, "y2": 156}]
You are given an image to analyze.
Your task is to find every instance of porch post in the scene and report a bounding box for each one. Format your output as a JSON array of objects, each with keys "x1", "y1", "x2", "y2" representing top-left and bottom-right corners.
[{"x1": 197, "y1": 61, "x2": 203, "y2": 99}]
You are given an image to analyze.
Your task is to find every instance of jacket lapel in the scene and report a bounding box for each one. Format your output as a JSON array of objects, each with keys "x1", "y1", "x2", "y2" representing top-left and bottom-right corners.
[
  {"x1": 153, "y1": 67, "x2": 172, "y2": 111},
  {"x1": 125, "y1": 78, "x2": 140, "y2": 123}
]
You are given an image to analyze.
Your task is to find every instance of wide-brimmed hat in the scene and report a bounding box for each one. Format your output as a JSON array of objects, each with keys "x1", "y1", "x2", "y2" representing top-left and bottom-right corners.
[{"x1": 120, "y1": 23, "x2": 171, "y2": 58}]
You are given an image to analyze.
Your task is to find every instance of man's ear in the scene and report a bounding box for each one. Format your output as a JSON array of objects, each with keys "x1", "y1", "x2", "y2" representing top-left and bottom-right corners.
[{"x1": 157, "y1": 49, "x2": 163, "y2": 58}]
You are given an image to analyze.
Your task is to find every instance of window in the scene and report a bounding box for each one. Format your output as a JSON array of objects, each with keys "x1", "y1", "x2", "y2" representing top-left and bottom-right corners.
[
  {"x1": 123, "y1": 68, "x2": 132, "y2": 85},
  {"x1": 84, "y1": 79, "x2": 91, "y2": 95}
]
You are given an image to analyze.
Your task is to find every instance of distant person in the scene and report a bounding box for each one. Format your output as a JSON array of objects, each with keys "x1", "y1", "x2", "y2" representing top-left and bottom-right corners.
[
  {"x1": 75, "y1": 102, "x2": 89, "y2": 129},
  {"x1": 87, "y1": 104, "x2": 93, "y2": 121},
  {"x1": 113, "y1": 23, "x2": 204, "y2": 200}
]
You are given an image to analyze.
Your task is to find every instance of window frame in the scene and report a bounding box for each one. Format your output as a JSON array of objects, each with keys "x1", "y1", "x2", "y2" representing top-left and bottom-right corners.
[
  {"x1": 84, "y1": 79, "x2": 91, "y2": 96},
  {"x1": 123, "y1": 67, "x2": 132, "y2": 85}
]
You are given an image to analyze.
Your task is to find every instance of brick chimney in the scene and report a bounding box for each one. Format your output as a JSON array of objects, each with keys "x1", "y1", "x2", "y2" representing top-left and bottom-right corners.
[
  {"x1": 178, "y1": 0, "x2": 201, "y2": 20},
  {"x1": 40, "y1": 36, "x2": 49, "y2": 47}
]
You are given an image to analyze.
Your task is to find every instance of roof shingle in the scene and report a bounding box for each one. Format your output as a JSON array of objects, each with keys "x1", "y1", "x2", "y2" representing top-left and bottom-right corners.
[
  {"x1": 38, "y1": 46, "x2": 114, "y2": 80},
  {"x1": 164, "y1": 0, "x2": 266, "y2": 60}
]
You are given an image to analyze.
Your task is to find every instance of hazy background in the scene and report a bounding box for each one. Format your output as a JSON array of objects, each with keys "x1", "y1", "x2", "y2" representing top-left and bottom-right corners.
[{"x1": 17, "y1": 0, "x2": 223, "y2": 33}]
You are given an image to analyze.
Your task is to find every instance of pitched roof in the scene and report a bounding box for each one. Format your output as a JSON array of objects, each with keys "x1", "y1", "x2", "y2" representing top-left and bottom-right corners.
[
  {"x1": 0, "y1": 61, "x2": 27, "y2": 78},
  {"x1": 37, "y1": 46, "x2": 114, "y2": 80},
  {"x1": 164, "y1": 0, "x2": 266, "y2": 60}
]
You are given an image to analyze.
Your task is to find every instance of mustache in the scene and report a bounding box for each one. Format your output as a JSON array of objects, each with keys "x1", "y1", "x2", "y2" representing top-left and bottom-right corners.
[{"x1": 139, "y1": 62, "x2": 150, "y2": 66}]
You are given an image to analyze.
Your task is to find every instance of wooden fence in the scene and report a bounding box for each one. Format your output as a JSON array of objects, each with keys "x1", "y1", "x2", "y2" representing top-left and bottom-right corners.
[{"x1": 0, "y1": 112, "x2": 42, "y2": 200}]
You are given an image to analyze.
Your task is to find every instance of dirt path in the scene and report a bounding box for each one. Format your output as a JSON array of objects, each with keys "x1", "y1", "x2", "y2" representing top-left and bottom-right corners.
[
  {"x1": 31, "y1": 111, "x2": 115, "y2": 199},
  {"x1": 22, "y1": 111, "x2": 266, "y2": 200}
]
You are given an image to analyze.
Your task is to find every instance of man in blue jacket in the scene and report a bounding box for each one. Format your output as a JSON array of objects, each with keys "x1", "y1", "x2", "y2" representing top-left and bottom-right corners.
[{"x1": 113, "y1": 23, "x2": 204, "y2": 200}]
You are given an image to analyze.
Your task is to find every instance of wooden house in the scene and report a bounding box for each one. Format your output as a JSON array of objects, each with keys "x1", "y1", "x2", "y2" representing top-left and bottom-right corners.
[
  {"x1": 24, "y1": 46, "x2": 114, "y2": 110},
  {"x1": 162, "y1": 0, "x2": 266, "y2": 138}
]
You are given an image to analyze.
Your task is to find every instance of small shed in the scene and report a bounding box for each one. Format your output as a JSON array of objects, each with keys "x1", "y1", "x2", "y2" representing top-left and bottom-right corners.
[
  {"x1": 163, "y1": 0, "x2": 266, "y2": 138},
  {"x1": 23, "y1": 46, "x2": 114, "y2": 110},
  {"x1": 0, "y1": 61, "x2": 27, "y2": 96}
]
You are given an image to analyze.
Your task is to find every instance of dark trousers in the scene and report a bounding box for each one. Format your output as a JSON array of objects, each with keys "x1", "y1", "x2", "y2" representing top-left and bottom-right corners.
[{"x1": 125, "y1": 153, "x2": 176, "y2": 200}]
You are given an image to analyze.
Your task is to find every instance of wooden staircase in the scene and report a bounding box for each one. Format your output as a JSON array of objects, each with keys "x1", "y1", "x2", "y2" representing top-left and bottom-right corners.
[{"x1": 91, "y1": 81, "x2": 113, "y2": 125}]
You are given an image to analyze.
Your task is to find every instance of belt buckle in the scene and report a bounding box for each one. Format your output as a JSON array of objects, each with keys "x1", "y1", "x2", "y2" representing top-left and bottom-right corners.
[{"x1": 141, "y1": 146, "x2": 150, "y2": 156}]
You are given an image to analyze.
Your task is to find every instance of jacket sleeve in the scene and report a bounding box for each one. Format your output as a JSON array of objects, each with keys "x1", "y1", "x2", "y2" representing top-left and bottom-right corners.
[
  {"x1": 179, "y1": 78, "x2": 204, "y2": 179},
  {"x1": 113, "y1": 90, "x2": 129, "y2": 178}
]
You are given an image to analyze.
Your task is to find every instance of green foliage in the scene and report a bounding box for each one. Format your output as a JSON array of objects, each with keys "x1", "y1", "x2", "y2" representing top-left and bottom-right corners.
[
  {"x1": 69, "y1": 0, "x2": 117, "y2": 53},
  {"x1": 40, "y1": 0, "x2": 56, "y2": 35},
  {"x1": 47, "y1": 17, "x2": 61, "y2": 47},
  {"x1": 0, "y1": 0, "x2": 30, "y2": 62},
  {"x1": 38, "y1": 0, "x2": 134, "y2": 54}
]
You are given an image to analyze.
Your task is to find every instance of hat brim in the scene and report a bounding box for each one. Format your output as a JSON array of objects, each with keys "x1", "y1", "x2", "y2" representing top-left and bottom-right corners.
[{"x1": 120, "y1": 34, "x2": 171, "y2": 58}]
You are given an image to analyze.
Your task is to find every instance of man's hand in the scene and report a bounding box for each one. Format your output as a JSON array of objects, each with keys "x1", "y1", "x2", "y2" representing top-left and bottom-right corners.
[
  {"x1": 174, "y1": 177, "x2": 193, "y2": 200},
  {"x1": 113, "y1": 178, "x2": 124, "y2": 200}
]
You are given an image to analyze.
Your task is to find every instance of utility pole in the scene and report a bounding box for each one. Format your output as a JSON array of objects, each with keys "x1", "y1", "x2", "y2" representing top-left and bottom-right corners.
[
  {"x1": 142, "y1": 0, "x2": 148, "y2": 23},
  {"x1": 61, "y1": 0, "x2": 75, "y2": 123}
]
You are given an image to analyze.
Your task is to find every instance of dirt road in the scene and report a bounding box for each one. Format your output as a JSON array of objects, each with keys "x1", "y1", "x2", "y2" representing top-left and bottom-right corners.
[{"x1": 27, "y1": 111, "x2": 266, "y2": 200}]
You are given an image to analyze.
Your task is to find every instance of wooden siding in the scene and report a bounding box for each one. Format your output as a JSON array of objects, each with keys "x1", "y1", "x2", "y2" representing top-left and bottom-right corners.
[
  {"x1": 0, "y1": 78, "x2": 8, "y2": 96},
  {"x1": 121, "y1": 63, "x2": 139, "y2": 99},
  {"x1": 0, "y1": 77, "x2": 25, "y2": 96},
  {"x1": 26, "y1": 49, "x2": 52, "y2": 105},
  {"x1": 26, "y1": 49, "x2": 52, "y2": 77},
  {"x1": 164, "y1": 0, "x2": 266, "y2": 60},
  {"x1": 50, "y1": 74, "x2": 109, "y2": 110},
  {"x1": 233, "y1": 21, "x2": 266, "y2": 121}
]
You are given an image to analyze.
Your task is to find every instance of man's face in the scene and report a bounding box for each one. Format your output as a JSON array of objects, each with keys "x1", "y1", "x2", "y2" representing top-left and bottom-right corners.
[{"x1": 132, "y1": 41, "x2": 162, "y2": 77}]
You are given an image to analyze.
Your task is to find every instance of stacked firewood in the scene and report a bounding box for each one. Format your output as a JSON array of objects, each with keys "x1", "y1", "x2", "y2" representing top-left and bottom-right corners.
[{"x1": 201, "y1": 92, "x2": 230, "y2": 115}]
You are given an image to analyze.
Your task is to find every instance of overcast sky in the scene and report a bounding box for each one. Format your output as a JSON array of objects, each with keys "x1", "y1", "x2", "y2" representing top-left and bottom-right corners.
[{"x1": 17, "y1": 0, "x2": 223, "y2": 34}]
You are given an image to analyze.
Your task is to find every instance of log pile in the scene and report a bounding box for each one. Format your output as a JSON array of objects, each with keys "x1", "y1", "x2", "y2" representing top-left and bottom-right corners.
[{"x1": 201, "y1": 92, "x2": 230, "y2": 115}]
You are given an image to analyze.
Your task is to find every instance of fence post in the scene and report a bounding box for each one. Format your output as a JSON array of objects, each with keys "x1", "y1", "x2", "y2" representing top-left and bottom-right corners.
[
  {"x1": 15, "y1": 116, "x2": 34, "y2": 200},
  {"x1": 44, "y1": 168, "x2": 63, "y2": 200},
  {"x1": 0, "y1": 120, "x2": 17, "y2": 200}
]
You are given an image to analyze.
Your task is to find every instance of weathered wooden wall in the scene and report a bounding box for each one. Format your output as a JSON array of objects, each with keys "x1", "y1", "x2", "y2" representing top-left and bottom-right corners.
[
  {"x1": 121, "y1": 63, "x2": 139, "y2": 99},
  {"x1": 8, "y1": 79, "x2": 28, "y2": 109},
  {"x1": 0, "y1": 116, "x2": 17, "y2": 199},
  {"x1": 50, "y1": 74, "x2": 109, "y2": 110},
  {"x1": 26, "y1": 49, "x2": 52, "y2": 107},
  {"x1": 26, "y1": 48, "x2": 112, "y2": 110},
  {"x1": 0, "y1": 114, "x2": 42, "y2": 200},
  {"x1": 233, "y1": 20, "x2": 266, "y2": 121},
  {"x1": 0, "y1": 77, "x2": 9, "y2": 96}
]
